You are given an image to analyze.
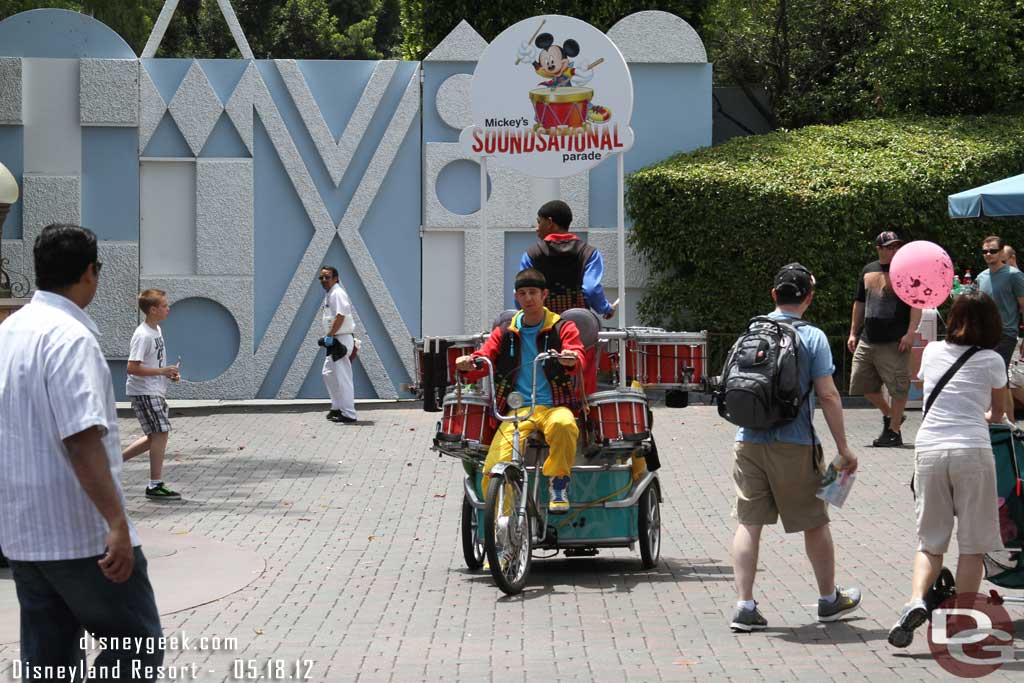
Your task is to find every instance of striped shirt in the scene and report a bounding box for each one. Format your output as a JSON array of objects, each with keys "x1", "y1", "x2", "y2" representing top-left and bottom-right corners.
[{"x1": 0, "y1": 290, "x2": 138, "y2": 560}]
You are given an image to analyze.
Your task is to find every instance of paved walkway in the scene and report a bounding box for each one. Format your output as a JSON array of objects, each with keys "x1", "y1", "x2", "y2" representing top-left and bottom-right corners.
[{"x1": 1, "y1": 404, "x2": 1022, "y2": 682}]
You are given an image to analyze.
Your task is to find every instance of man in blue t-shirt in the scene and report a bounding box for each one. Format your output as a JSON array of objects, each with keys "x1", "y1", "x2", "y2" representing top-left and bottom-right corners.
[
  {"x1": 730, "y1": 263, "x2": 862, "y2": 633},
  {"x1": 977, "y1": 234, "x2": 1024, "y2": 417}
]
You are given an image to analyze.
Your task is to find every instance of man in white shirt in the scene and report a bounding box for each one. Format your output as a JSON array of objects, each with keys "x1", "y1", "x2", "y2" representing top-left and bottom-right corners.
[
  {"x1": 319, "y1": 266, "x2": 357, "y2": 423},
  {"x1": 0, "y1": 224, "x2": 163, "y2": 677}
]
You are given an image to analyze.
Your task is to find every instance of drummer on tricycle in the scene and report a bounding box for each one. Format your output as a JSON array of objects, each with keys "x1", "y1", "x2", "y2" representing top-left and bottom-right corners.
[{"x1": 455, "y1": 268, "x2": 584, "y2": 514}]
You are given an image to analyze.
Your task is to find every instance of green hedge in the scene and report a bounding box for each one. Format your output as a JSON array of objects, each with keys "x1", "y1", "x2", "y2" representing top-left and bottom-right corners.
[{"x1": 626, "y1": 116, "x2": 1024, "y2": 338}]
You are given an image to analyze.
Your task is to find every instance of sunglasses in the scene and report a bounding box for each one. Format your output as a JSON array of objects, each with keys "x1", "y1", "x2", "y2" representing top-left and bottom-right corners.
[
  {"x1": 318, "y1": 274, "x2": 332, "y2": 281},
  {"x1": 94, "y1": 261, "x2": 103, "y2": 274},
  {"x1": 982, "y1": 248, "x2": 1002, "y2": 255},
  {"x1": 880, "y1": 244, "x2": 900, "y2": 250}
]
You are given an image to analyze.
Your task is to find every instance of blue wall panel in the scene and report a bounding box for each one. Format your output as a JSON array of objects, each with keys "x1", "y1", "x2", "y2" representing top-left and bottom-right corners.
[
  {"x1": 0, "y1": 126, "x2": 23, "y2": 238},
  {"x1": 164, "y1": 297, "x2": 241, "y2": 382},
  {"x1": 198, "y1": 59, "x2": 248, "y2": 104},
  {"x1": 422, "y1": 62, "x2": 473, "y2": 144},
  {"x1": 144, "y1": 59, "x2": 192, "y2": 103},
  {"x1": 253, "y1": 115, "x2": 315, "y2": 349},
  {"x1": 360, "y1": 106, "x2": 422, "y2": 337},
  {"x1": 589, "y1": 63, "x2": 712, "y2": 228},
  {"x1": 0, "y1": 9, "x2": 135, "y2": 59},
  {"x1": 82, "y1": 127, "x2": 139, "y2": 241},
  {"x1": 143, "y1": 112, "x2": 193, "y2": 158},
  {"x1": 200, "y1": 113, "x2": 250, "y2": 158},
  {"x1": 109, "y1": 360, "x2": 128, "y2": 402},
  {"x1": 297, "y1": 61, "x2": 372, "y2": 142}
]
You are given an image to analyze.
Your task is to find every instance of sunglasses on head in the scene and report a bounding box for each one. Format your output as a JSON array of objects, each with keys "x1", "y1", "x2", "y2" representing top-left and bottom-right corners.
[{"x1": 982, "y1": 248, "x2": 1002, "y2": 255}]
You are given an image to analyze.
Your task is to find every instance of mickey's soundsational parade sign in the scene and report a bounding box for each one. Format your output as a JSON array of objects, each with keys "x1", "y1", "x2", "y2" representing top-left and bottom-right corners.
[{"x1": 460, "y1": 15, "x2": 635, "y2": 178}]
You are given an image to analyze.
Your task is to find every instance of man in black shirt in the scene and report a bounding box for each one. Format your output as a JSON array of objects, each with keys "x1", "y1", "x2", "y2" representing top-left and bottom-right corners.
[{"x1": 847, "y1": 231, "x2": 922, "y2": 447}]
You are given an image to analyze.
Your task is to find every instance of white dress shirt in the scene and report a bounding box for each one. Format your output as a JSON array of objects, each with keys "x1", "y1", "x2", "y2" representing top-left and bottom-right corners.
[
  {"x1": 323, "y1": 282, "x2": 355, "y2": 335},
  {"x1": 0, "y1": 290, "x2": 138, "y2": 560}
]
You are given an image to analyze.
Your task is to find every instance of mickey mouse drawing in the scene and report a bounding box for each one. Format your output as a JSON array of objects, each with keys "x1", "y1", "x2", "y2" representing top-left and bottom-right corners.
[{"x1": 517, "y1": 32, "x2": 595, "y2": 88}]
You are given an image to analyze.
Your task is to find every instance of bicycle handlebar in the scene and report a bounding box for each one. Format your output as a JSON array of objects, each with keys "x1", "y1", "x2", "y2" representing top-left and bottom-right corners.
[{"x1": 460, "y1": 351, "x2": 571, "y2": 423}]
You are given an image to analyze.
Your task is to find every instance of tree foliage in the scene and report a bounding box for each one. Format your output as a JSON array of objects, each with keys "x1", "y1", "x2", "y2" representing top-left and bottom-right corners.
[
  {"x1": 399, "y1": 0, "x2": 709, "y2": 61},
  {"x1": 704, "y1": 0, "x2": 1024, "y2": 128},
  {"x1": 157, "y1": 0, "x2": 399, "y2": 59},
  {"x1": 626, "y1": 116, "x2": 1024, "y2": 339}
]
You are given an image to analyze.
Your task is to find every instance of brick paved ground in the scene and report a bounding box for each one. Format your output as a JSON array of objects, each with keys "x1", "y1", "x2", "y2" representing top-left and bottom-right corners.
[{"x1": 2, "y1": 403, "x2": 1023, "y2": 682}]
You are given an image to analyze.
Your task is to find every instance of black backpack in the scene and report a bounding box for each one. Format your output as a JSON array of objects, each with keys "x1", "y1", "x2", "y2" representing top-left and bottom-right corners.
[{"x1": 716, "y1": 316, "x2": 811, "y2": 430}]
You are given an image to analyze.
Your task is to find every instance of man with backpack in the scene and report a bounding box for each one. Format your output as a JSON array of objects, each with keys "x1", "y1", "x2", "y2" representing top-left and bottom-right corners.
[{"x1": 719, "y1": 263, "x2": 862, "y2": 632}]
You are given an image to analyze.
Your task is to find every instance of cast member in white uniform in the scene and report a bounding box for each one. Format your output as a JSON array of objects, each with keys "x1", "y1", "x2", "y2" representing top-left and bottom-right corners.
[{"x1": 319, "y1": 266, "x2": 357, "y2": 423}]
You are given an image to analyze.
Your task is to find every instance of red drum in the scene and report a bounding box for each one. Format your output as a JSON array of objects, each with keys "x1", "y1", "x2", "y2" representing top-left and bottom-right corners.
[
  {"x1": 588, "y1": 389, "x2": 650, "y2": 443},
  {"x1": 530, "y1": 87, "x2": 592, "y2": 133},
  {"x1": 438, "y1": 391, "x2": 494, "y2": 446},
  {"x1": 412, "y1": 335, "x2": 482, "y2": 393},
  {"x1": 625, "y1": 331, "x2": 707, "y2": 389}
]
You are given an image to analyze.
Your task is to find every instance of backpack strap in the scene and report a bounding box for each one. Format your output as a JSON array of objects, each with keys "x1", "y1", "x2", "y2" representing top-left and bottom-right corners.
[{"x1": 924, "y1": 346, "x2": 981, "y2": 417}]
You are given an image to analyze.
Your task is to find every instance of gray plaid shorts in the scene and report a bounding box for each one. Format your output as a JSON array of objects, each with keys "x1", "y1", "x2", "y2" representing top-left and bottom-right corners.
[{"x1": 130, "y1": 395, "x2": 171, "y2": 435}]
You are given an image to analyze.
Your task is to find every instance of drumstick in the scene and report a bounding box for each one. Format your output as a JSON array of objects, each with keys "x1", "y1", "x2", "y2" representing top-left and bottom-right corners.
[
  {"x1": 515, "y1": 18, "x2": 547, "y2": 65},
  {"x1": 586, "y1": 58, "x2": 605, "y2": 71}
]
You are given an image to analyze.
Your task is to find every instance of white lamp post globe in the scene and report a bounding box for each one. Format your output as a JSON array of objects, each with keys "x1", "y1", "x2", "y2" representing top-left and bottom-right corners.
[{"x1": 0, "y1": 162, "x2": 18, "y2": 205}]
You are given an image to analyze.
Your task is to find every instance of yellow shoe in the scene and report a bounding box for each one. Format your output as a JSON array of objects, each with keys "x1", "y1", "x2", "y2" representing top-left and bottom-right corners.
[{"x1": 548, "y1": 476, "x2": 570, "y2": 514}]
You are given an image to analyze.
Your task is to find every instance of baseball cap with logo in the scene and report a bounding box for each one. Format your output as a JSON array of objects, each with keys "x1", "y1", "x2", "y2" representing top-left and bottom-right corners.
[
  {"x1": 774, "y1": 263, "x2": 816, "y2": 299},
  {"x1": 876, "y1": 231, "x2": 903, "y2": 247}
]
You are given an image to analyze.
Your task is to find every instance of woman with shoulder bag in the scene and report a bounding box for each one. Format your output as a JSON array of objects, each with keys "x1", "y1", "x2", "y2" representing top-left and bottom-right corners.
[{"x1": 888, "y1": 290, "x2": 1009, "y2": 648}]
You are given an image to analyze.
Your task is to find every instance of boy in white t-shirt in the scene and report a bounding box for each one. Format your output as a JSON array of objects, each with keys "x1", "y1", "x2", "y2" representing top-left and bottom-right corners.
[{"x1": 122, "y1": 288, "x2": 182, "y2": 500}]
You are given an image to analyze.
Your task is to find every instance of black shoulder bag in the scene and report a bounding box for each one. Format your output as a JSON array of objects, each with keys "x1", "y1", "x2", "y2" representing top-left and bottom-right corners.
[{"x1": 911, "y1": 346, "x2": 981, "y2": 496}]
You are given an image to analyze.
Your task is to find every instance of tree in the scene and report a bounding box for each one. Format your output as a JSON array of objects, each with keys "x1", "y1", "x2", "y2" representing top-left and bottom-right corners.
[
  {"x1": 704, "y1": 0, "x2": 1024, "y2": 128},
  {"x1": 399, "y1": 0, "x2": 709, "y2": 61}
]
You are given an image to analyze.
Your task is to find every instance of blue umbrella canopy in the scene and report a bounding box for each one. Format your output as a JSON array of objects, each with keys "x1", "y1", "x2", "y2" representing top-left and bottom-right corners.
[{"x1": 949, "y1": 172, "x2": 1024, "y2": 218}]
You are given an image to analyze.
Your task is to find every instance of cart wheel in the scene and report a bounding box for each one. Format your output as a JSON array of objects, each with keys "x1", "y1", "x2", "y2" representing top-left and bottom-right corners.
[
  {"x1": 483, "y1": 473, "x2": 532, "y2": 595},
  {"x1": 461, "y1": 493, "x2": 484, "y2": 570},
  {"x1": 638, "y1": 484, "x2": 661, "y2": 569}
]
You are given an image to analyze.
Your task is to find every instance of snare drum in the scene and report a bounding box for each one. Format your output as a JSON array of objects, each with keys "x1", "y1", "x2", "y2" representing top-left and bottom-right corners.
[
  {"x1": 529, "y1": 86, "x2": 592, "y2": 133},
  {"x1": 438, "y1": 391, "x2": 495, "y2": 446},
  {"x1": 588, "y1": 389, "x2": 650, "y2": 443},
  {"x1": 626, "y1": 331, "x2": 707, "y2": 389}
]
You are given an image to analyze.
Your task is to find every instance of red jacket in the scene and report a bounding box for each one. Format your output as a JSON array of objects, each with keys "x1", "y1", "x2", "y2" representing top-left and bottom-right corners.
[{"x1": 465, "y1": 308, "x2": 585, "y2": 410}]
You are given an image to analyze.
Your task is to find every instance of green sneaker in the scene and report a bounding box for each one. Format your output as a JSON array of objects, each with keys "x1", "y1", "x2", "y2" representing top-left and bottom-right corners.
[
  {"x1": 818, "y1": 585, "x2": 862, "y2": 622},
  {"x1": 145, "y1": 483, "x2": 181, "y2": 500}
]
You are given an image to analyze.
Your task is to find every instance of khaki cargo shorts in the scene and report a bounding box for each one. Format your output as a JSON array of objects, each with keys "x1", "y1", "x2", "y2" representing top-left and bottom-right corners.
[
  {"x1": 849, "y1": 339, "x2": 910, "y2": 399},
  {"x1": 915, "y1": 448, "x2": 1004, "y2": 555},
  {"x1": 733, "y1": 441, "x2": 829, "y2": 533}
]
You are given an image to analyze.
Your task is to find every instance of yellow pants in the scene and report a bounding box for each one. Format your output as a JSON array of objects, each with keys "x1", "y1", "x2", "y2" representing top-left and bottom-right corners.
[{"x1": 483, "y1": 405, "x2": 579, "y2": 480}]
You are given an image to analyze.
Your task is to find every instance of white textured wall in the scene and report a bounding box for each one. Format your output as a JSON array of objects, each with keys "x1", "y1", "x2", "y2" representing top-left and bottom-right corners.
[
  {"x1": 23, "y1": 59, "x2": 81, "y2": 174},
  {"x1": 140, "y1": 161, "x2": 195, "y2": 276}
]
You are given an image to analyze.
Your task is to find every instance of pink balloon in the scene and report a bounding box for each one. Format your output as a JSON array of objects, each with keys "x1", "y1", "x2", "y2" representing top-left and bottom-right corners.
[{"x1": 889, "y1": 240, "x2": 953, "y2": 309}]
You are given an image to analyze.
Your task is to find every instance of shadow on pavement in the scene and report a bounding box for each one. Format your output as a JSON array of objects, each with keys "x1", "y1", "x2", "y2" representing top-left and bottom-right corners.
[
  {"x1": 769, "y1": 620, "x2": 888, "y2": 645},
  {"x1": 466, "y1": 556, "x2": 732, "y2": 599}
]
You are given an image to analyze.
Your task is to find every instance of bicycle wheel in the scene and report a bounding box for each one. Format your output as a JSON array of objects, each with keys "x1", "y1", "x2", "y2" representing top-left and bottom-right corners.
[
  {"x1": 638, "y1": 483, "x2": 661, "y2": 569},
  {"x1": 483, "y1": 472, "x2": 532, "y2": 595},
  {"x1": 461, "y1": 493, "x2": 484, "y2": 570}
]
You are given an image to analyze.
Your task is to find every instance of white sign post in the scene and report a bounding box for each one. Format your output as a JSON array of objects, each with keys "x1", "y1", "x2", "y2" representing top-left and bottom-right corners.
[{"x1": 462, "y1": 14, "x2": 634, "y2": 384}]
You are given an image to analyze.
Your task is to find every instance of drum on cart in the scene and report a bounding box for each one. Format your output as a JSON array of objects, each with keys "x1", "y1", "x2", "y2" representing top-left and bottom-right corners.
[
  {"x1": 588, "y1": 388, "x2": 650, "y2": 445},
  {"x1": 437, "y1": 390, "x2": 495, "y2": 449},
  {"x1": 410, "y1": 335, "x2": 483, "y2": 405},
  {"x1": 597, "y1": 329, "x2": 707, "y2": 390},
  {"x1": 625, "y1": 330, "x2": 707, "y2": 389}
]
